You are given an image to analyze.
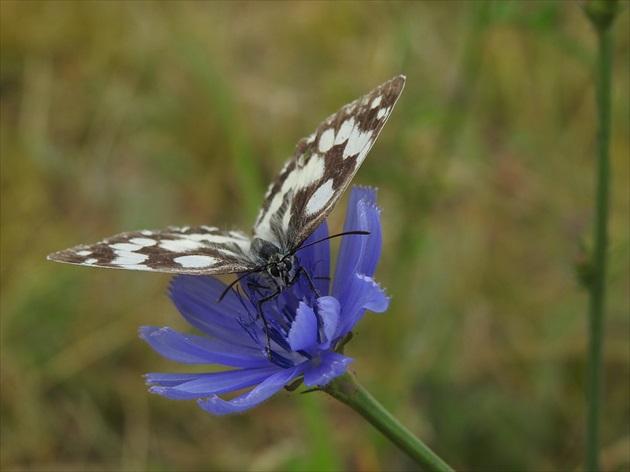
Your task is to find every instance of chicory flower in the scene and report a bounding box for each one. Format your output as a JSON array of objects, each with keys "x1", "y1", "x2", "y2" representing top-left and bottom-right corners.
[{"x1": 140, "y1": 186, "x2": 389, "y2": 414}]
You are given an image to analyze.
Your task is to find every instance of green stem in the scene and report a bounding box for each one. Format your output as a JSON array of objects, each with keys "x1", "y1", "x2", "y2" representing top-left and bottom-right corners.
[
  {"x1": 583, "y1": 1, "x2": 617, "y2": 470},
  {"x1": 320, "y1": 372, "x2": 455, "y2": 471}
]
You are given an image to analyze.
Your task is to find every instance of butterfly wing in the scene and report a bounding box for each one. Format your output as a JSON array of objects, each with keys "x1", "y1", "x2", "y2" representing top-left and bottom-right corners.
[
  {"x1": 47, "y1": 226, "x2": 254, "y2": 275},
  {"x1": 48, "y1": 76, "x2": 405, "y2": 276},
  {"x1": 253, "y1": 75, "x2": 405, "y2": 251}
]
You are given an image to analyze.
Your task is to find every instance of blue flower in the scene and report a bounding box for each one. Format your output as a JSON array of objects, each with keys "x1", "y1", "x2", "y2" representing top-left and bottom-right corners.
[{"x1": 140, "y1": 186, "x2": 389, "y2": 415}]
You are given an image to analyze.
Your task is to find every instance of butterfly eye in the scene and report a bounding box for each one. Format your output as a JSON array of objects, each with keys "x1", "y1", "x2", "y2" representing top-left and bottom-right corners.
[
  {"x1": 269, "y1": 266, "x2": 280, "y2": 277},
  {"x1": 284, "y1": 259, "x2": 292, "y2": 272}
]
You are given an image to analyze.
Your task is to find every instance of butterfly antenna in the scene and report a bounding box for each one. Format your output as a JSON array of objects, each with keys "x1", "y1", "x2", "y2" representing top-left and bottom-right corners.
[
  {"x1": 217, "y1": 270, "x2": 259, "y2": 303},
  {"x1": 291, "y1": 230, "x2": 370, "y2": 256}
]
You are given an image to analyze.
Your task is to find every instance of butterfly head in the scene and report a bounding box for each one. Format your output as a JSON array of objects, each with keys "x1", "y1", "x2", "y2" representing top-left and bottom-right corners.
[
  {"x1": 265, "y1": 252, "x2": 296, "y2": 289},
  {"x1": 251, "y1": 237, "x2": 296, "y2": 289}
]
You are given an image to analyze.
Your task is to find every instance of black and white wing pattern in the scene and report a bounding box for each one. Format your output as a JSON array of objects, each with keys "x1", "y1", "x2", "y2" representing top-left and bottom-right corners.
[
  {"x1": 253, "y1": 75, "x2": 405, "y2": 251},
  {"x1": 48, "y1": 226, "x2": 254, "y2": 275},
  {"x1": 48, "y1": 75, "x2": 406, "y2": 279}
]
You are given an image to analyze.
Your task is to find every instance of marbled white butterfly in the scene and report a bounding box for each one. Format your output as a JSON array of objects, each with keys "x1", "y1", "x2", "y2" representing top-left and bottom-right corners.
[{"x1": 48, "y1": 76, "x2": 405, "y2": 295}]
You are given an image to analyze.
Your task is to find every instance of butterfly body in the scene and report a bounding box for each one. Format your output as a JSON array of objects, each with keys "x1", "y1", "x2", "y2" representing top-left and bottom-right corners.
[
  {"x1": 48, "y1": 76, "x2": 406, "y2": 290},
  {"x1": 249, "y1": 237, "x2": 296, "y2": 289}
]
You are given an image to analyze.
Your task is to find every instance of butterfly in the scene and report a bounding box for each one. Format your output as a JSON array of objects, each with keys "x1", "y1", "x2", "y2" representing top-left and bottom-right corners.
[{"x1": 48, "y1": 75, "x2": 406, "y2": 296}]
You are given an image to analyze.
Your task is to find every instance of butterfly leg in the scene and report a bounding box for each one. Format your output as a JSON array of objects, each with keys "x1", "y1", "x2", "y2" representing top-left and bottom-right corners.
[
  {"x1": 255, "y1": 289, "x2": 281, "y2": 361},
  {"x1": 289, "y1": 265, "x2": 321, "y2": 298},
  {"x1": 248, "y1": 267, "x2": 323, "y2": 361}
]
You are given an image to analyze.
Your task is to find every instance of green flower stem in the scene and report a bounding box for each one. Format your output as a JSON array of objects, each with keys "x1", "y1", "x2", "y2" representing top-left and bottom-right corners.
[
  {"x1": 320, "y1": 372, "x2": 454, "y2": 471},
  {"x1": 583, "y1": 1, "x2": 618, "y2": 471}
]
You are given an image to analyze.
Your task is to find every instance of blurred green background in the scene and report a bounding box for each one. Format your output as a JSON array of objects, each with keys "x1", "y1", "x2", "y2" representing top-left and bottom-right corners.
[{"x1": 1, "y1": 2, "x2": 628, "y2": 471}]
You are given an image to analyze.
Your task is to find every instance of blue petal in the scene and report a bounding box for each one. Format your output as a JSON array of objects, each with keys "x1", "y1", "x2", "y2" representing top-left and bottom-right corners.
[
  {"x1": 169, "y1": 275, "x2": 258, "y2": 346},
  {"x1": 288, "y1": 302, "x2": 317, "y2": 352},
  {"x1": 297, "y1": 220, "x2": 331, "y2": 296},
  {"x1": 146, "y1": 366, "x2": 281, "y2": 399},
  {"x1": 333, "y1": 187, "x2": 382, "y2": 305},
  {"x1": 139, "y1": 326, "x2": 269, "y2": 367},
  {"x1": 198, "y1": 364, "x2": 307, "y2": 415},
  {"x1": 143, "y1": 372, "x2": 208, "y2": 387},
  {"x1": 316, "y1": 296, "x2": 340, "y2": 350},
  {"x1": 303, "y1": 351, "x2": 354, "y2": 387},
  {"x1": 335, "y1": 274, "x2": 390, "y2": 339}
]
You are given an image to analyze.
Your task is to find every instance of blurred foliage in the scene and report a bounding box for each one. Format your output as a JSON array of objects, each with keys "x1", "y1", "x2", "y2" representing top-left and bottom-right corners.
[{"x1": 1, "y1": 1, "x2": 628, "y2": 471}]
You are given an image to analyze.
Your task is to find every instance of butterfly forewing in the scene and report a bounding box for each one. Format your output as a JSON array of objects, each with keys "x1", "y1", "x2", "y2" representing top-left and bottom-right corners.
[
  {"x1": 253, "y1": 75, "x2": 405, "y2": 250},
  {"x1": 48, "y1": 75, "x2": 406, "y2": 278},
  {"x1": 47, "y1": 226, "x2": 253, "y2": 275}
]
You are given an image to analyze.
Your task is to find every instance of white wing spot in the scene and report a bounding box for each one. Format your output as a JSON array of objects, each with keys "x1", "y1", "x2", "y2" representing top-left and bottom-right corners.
[
  {"x1": 343, "y1": 129, "x2": 373, "y2": 158},
  {"x1": 295, "y1": 153, "x2": 325, "y2": 188},
  {"x1": 305, "y1": 179, "x2": 334, "y2": 215},
  {"x1": 371, "y1": 95, "x2": 382, "y2": 109},
  {"x1": 376, "y1": 106, "x2": 390, "y2": 120},
  {"x1": 334, "y1": 117, "x2": 354, "y2": 145},
  {"x1": 282, "y1": 204, "x2": 292, "y2": 231},
  {"x1": 113, "y1": 252, "x2": 148, "y2": 266},
  {"x1": 174, "y1": 255, "x2": 217, "y2": 268},
  {"x1": 85, "y1": 258, "x2": 98, "y2": 265},
  {"x1": 130, "y1": 237, "x2": 157, "y2": 247},
  {"x1": 318, "y1": 128, "x2": 335, "y2": 153},
  {"x1": 140, "y1": 230, "x2": 153, "y2": 236},
  {"x1": 110, "y1": 242, "x2": 142, "y2": 252},
  {"x1": 77, "y1": 250, "x2": 92, "y2": 256},
  {"x1": 159, "y1": 239, "x2": 203, "y2": 252},
  {"x1": 188, "y1": 233, "x2": 242, "y2": 245}
]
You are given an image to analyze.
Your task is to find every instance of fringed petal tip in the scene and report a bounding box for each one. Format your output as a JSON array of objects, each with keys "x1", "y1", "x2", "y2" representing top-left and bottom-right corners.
[
  {"x1": 357, "y1": 274, "x2": 390, "y2": 313},
  {"x1": 351, "y1": 187, "x2": 383, "y2": 227},
  {"x1": 335, "y1": 274, "x2": 390, "y2": 338}
]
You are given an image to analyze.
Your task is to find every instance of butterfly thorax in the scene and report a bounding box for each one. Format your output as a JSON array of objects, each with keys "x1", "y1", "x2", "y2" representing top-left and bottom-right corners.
[{"x1": 250, "y1": 237, "x2": 296, "y2": 289}]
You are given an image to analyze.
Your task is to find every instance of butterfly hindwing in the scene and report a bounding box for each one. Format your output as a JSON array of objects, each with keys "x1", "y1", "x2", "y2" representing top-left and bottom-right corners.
[
  {"x1": 253, "y1": 75, "x2": 405, "y2": 251},
  {"x1": 47, "y1": 226, "x2": 253, "y2": 275}
]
